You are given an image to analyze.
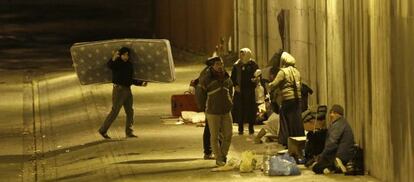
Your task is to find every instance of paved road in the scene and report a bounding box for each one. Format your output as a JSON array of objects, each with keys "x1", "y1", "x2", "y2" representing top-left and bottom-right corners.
[{"x1": 0, "y1": 65, "x2": 379, "y2": 182}]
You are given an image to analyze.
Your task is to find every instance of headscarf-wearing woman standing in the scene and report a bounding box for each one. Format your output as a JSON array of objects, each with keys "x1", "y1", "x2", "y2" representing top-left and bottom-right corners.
[
  {"x1": 268, "y1": 52, "x2": 304, "y2": 147},
  {"x1": 231, "y1": 48, "x2": 259, "y2": 135}
]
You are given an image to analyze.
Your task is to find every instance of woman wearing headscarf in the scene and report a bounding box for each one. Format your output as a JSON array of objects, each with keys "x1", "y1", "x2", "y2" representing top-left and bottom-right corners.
[
  {"x1": 231, "y1": 48, "x2": 259, "y2": 135},
  {"x1": 268, "y1": 52, "x2": 304, "y2": 147}
]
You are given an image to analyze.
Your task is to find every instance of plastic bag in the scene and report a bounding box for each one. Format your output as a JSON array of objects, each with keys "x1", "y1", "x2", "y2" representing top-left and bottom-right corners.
[
  {"x1": 268, "y1": 153, "x2": 301, "y2": 176},
  {"x1": 239, "y1": 151, "x2": 257, "y2": 173},
  {"x1": 180, "y1": 111, "x2": 205, "y2": 123}
]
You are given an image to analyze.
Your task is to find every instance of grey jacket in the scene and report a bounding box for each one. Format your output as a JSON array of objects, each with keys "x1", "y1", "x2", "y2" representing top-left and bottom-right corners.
[
  {"x1": 320, "y1": 116, "x2": 355, "y2": 163},
  {"x1": 196, "y1": 68, "x2": 233, "y2": 115}
]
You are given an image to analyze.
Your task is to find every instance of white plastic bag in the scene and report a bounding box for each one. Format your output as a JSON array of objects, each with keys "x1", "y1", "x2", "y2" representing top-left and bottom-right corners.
[
  {"x1": 240, "y1": 151, "x2": 257, "y2": 173},
  {"x1": 180, "y1": 111, "x2": 205, "y2": 123}
]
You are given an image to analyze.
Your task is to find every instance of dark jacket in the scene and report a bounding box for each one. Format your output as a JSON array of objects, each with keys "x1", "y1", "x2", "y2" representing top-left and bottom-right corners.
[
  {"x1": 107, "y1": 59, "x2": 144, "y2": 87},
  {"x1": 195, "y1": 66, "x2": 210, "y2": 111},
  {"x1": 197, "y1": 68, "x2": 233, "y2": 114},
  {"x1": 231, "y1": 60, "x2": 258, "y2": 90},
  {"x1": 320, "y1": 116, "x2": 355, "y2": 163}
]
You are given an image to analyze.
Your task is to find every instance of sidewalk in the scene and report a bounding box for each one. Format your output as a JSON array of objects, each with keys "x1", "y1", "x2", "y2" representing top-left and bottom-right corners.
[{"x1": 0, "y1": 65, "x2": 380, "y2": 182}]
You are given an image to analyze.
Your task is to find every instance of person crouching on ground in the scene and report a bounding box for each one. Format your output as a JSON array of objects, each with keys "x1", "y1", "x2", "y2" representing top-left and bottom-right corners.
[
  {"x1": 312, "y1": 104, "x2": 355, "y2": 174},
  {"x1": 98, "y1": 47, "x2": 147, "y2": 139},
  {"x1": 197, "y1": 57, "x2": 234, "y2": 166}
]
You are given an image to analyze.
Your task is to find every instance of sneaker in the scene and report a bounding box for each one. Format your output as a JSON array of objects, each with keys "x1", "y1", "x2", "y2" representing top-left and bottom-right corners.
[
  {"x1": 98, "y1": 131, "x2": 111, "y2": 139},
  {"x1": 323, "y1": 168, "x2": 332, "y2": 174},
  {"x1": 309, "y1": 161, "x2": 317, "y2": 169},
  {"x1": 216, "y1": 160, "x2": 226, "y2": 166},
  {"x1": 204, "y1": 154, "x2": 215, "y2": 160},
  {"x1": 126, "y1": 133, "x2": 138, "y2": 138},
  {"x1": 335, "y1": 157, "x2": 347, "y2": 173},
  {"x1": 305, "y1": 158, "x2": 316, "y2": 168}
]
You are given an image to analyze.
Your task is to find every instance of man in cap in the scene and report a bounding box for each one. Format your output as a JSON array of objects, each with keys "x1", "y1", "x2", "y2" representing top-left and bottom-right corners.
[
  {"x1": 312, "y1": 104, "x2": 356, "y2": 174},
  {"x1": 98, "y1": 47, "x2": 147, "y2": 139}
]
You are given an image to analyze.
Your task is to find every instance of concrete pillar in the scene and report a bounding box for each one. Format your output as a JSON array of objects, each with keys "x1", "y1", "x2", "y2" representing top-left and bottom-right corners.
[
  {"x1": 266, "y1": 0, "x2": 283, "y2": 66},
  {"x1": 236, "y1": 0, "x2": 256, "y2": 53},
  {"x1": 235, "y1": 0, "x2": 269, "y2": 67},
  {"x1": 289, "y1": 0, "x2": 310, "y2": 86},
  {"x1": 390, "y1": 0, "x2": 414, "y2": 181},
  {"x1": 326, "y1": 0, "x2": 345, "y2": 107},
  {"x1": 368, "y1": 0, "x2": 393, "y2": 180},
  {"x1": 314, "y1": 0, "x2": 327, "y2": 105}
]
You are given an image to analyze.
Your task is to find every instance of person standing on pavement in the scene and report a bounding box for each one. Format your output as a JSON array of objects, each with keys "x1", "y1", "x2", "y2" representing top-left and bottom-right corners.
[
  {"x1": 194, "y1": 57, "x2": 215, "y2": 160},
  {"x1": 312, "y1": 104, "x2": 356, "y2": 174},
  {"x1": 231, "y1": 48, "x2": 259, "y2": 135},
  {"x1": 268, "y1": 51, "x2": 304, "y2": 147},
  {"x1": 98, "y1": 47, "x2": 147, "y2": 139},
  {"x1": 197, "y1": 56, "x2": 234, "y2": 166}
]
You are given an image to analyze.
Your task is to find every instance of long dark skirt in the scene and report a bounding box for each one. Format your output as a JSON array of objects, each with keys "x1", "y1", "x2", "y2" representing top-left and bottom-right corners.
[
  {"x1": 278, "y1": 99, "x2": 304, "y2": 146},
  {"x1": 232, "y1": 91, "x2": 257, "y2": 134}
]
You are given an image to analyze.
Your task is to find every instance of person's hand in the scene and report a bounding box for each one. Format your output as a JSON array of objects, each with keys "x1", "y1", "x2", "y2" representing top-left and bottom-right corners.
[
  {"x1": 112, "y1": 50, "x2": 120, "y2": 61},
  {"x1": 235, "y1": 86, "x2": 240, "y2": 92},
  {"x1": 267, "y1": 83, "x2": 273, "y2": 91},
  {"x1": 251, "y1": 77, "x2": 259, "y2": 83}
]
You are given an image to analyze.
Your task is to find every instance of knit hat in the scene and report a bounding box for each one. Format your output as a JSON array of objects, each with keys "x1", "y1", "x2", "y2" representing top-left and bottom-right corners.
[{"x1": 330, "y1": 104, "x2": 344, "y2": 116}]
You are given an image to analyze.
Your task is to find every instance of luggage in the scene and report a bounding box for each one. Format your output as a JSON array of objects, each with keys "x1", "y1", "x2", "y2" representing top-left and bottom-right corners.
[
  {"x1": 171, "y1": 92, "x2": 200, "y2": 117},
  {"x1": 70, "y1": 39, "x2": 175, "y2": 85}
]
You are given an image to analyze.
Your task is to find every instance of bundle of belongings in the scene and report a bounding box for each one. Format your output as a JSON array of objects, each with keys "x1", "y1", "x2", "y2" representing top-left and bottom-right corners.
[
  {"x1": 302, "y1": 105, "x2": 328, "y2": 167},
  {"x1": 302, "y1": 105, "x2": 327, "y2": 131},
  {"x1": 268, "y1": 153, "x2": 301, "y2": 176}
]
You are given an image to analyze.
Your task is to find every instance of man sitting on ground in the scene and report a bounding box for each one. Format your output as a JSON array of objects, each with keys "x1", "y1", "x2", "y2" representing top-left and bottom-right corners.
[{"x1": 312, "y1": 104, "x2": 355, "y2": 174}]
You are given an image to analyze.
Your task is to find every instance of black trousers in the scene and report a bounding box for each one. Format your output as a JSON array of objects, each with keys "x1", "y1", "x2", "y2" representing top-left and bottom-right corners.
[{"x1": 203, "y1": 121, "x2": 212, "y2": 155}]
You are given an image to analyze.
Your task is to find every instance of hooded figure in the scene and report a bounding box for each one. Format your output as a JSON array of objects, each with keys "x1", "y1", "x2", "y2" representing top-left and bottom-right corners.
[
  {"x1": 268, "y1": 51, "x2": 304, "y2": 146},
  {"x1": 231, "y1": 48, "x2": 259, "y2": 135}
]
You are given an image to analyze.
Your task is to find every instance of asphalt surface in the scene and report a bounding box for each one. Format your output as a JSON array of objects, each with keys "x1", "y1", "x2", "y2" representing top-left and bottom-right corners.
[{"x1": 0, "y1": 64, "x2": 380, "y2": 182}]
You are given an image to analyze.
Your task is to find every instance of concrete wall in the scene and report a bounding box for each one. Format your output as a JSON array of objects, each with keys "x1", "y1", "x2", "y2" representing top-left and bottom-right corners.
[
  {"x1": 0, "y1": 0, "x2": 155, "y2": 45},
  {"x1": 390, "y1": 1, "x2": 414, "y2": 181},
  {"x1": 235, "y1": 0, "x2": 414, "y2": 181},
  {"x1": 154, "y1": 0, "x2": 234, "y2": 54}
]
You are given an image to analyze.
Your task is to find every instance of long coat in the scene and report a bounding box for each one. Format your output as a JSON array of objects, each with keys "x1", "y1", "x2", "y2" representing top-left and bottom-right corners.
[{"x1": 231, "y1": 60, "x2": 259, "y2": 123}]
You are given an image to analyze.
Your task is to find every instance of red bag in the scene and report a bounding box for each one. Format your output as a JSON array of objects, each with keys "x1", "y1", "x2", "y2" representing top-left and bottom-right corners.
[{"x1": 171, "y1": 92, "x2": 200, "y2": 116}]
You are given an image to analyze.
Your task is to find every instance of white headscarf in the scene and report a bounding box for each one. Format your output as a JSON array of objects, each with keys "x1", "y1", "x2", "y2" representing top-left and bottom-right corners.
[
  {"x1": 240, "y1": 48, "x2": 253, "y2": 64},
  {"x1": 280, "y1": 52, "x2": 296, "y2": 67}
]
